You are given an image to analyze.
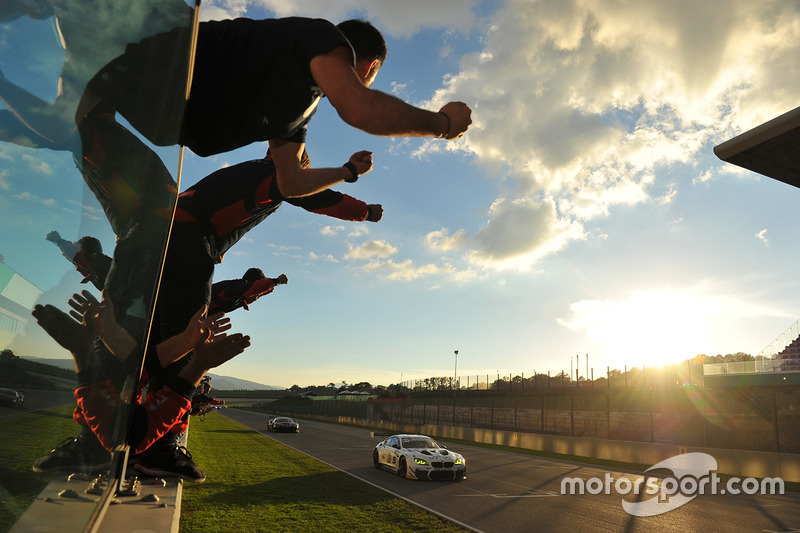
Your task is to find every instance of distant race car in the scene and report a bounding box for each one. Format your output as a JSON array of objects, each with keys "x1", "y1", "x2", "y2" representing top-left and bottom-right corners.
[
  {"x1": 372, "y1": 433, "x2": 466, "y2": 481},
  {"x1": 267, "y1": 416, "x2": 300, "y2": 433},
  {"x1": 0, "y1": 388, "x2": 24, "y2": 408}
]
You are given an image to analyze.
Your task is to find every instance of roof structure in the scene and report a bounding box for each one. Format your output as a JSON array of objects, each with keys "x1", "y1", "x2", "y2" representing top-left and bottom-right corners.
[{"x1": 714, "y1": 105, "x2": 800, "y2": 188}]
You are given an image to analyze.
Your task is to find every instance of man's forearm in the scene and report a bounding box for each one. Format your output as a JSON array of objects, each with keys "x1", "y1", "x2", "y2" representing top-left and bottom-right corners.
[
  {"x1": 337, "y1": 89, "x2": 449, "y2": 137},
  {"x1": 177, "y1": 360, "x2": 207, "y2": 388}
]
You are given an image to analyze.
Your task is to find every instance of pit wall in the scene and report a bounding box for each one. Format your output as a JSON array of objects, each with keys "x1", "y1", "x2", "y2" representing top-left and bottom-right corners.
[{"x1": 314, "y1": 413, "x2": 800, "y2": 483}]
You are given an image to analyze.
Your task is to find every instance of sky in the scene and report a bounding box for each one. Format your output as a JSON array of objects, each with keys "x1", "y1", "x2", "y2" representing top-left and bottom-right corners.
[{"x1": 2, "y1": 0, "x2": 800, "y2": 389}]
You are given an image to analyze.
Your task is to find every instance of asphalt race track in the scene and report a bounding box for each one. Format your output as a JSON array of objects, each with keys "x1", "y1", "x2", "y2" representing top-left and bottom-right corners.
[
  {"x1": 0, "y1": 389, "x2": 75, "y2": 418},
  {"x1": 221, "y1": 408, "x2": 800, "y2": 533}
]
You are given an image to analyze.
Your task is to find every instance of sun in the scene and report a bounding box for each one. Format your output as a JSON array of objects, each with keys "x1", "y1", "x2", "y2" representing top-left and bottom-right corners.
[{"x1": 563, "y1": 290, "x2": 714, "y2": 370}]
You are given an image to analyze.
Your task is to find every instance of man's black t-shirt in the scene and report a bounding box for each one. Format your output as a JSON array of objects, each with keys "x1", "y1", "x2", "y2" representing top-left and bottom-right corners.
[
  {"x1": 183, "y1": 17, "x2": 354, "y2": 156},
  {"x1": 99, "y1": 17, "x2": 354, "y2": 156}
]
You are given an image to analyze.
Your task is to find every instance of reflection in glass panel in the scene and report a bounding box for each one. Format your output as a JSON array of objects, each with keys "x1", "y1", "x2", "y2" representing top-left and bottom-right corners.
[{"x1": 0, "y1": 1, "x2": 195, "y2": 530}]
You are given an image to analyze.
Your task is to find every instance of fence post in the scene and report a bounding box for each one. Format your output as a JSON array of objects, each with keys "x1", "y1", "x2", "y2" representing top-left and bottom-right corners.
[
  {"x1": 470, "y1": 394, "x2": 474, "y2": 427},
  {"x1": 650, "y1": 389, "x2": 654, "y2": 443},
  {"x1": 773, "y1": 390, "x2": 781, "y2": 453},
  {"x1": 570, "y1": 394, "x2": 575, "y2": 436},
  {"x1": 514, "y1": 396, "x2": 518, "y2": 432},
  {"x1": 540, "y1": 394, "x2": 544, "y2": 431},
  {"x1": 490, "y1": 396, "x2": 494, "y2": 430}
]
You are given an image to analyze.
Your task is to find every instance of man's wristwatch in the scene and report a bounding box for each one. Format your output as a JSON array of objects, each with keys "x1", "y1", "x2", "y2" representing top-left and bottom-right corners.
[{"x1": 343, "y1": 162, "x2": 359, "y2": 183}]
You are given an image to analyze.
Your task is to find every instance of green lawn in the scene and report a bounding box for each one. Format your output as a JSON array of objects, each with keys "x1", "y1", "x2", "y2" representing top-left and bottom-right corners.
[
  {"x1": 0, "y1": 405, "x2": 79, "y2": 530},
  {"x1": 180, "y1": 414, "x2": 467, "y2": 533}
]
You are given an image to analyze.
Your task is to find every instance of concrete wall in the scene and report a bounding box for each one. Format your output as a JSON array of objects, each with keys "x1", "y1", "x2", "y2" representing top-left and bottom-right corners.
[{"x1": 329, "y1": 414, "x2": 800, "y2": 483}]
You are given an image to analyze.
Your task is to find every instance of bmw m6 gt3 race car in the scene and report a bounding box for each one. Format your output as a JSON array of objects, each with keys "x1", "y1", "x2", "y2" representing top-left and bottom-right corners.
[
  {"x1": 268, "y1": 416, "x2": 300, "y2": 432},
  {"x1": 372, "y1": 433, "x2": 466, "y2": 481}
]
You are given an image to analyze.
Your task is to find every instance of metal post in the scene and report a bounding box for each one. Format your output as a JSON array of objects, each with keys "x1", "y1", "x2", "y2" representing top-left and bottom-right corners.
[
  {"x1": 514, "y1": 396, "x2": 518, "y2": 432},
  {"x1": 453, "y1": 350, "x2": 458, "y2": 425},
  {"x1": 570, "y1": 394, "x2": 574, "y2": 436},
  {"x1": 540, "y1": 394, "x2": 545, "y2": 431},
  {"x1": 773, "y1": 390, "x2": 781, "y2": 452},
  {"x1": 650, "y1": 388, "x2": 654, "y2": 443},
  {"x1": 470, "y1": 393, "x2": 474, "y2": 427}
]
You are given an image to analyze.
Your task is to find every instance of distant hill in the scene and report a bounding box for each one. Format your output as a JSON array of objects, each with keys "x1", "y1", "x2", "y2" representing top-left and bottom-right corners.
[
  {"x1": 23, "y1": 357, "x2": 75, "y2": 371},
  {"x1": 206, "y1": 373, "x2": 284, "y2": 391},
  {"x1": 20, "y1": 358, "x2": 282, "y2": 390}
]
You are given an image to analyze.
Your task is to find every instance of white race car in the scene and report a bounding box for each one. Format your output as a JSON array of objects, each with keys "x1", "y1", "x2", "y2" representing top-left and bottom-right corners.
[{"x1": 372, "y1": 433, "x2": 466, "y2": 481}]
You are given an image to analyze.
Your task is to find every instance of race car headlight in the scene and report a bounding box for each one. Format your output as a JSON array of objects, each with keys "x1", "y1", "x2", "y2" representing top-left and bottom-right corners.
[
  {"x1": 414, "y1": 458, "x2": 429, "y2": 465},
  {"x1": 454, "y1": 458, "x2": 463, "y2": 465}
]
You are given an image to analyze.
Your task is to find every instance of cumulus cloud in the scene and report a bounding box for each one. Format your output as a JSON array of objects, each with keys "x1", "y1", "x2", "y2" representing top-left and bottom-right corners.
[
  {"x1": 348, "y1": 226, "x2": 369, "y2": 238},
  {"x1": 361, "y1": 258, "x2": 452, "y2": 281},
  {"x1": 234, "y1": 0, "x2": 481, "y2": 36},
  {"x1": 419, "y1": 0, "x2": 800, "y2": 270},
  {"x1": 425, "y1": 228, "x2": 470, "y2": 252},
  {"x1": 0, "y1": 170, "x2": 9, "y2": 191},
  {"x1": 320, "y1": 225, "x2": 346, "y2": 237},
  {"x1": 309, "y1": 251, "x2": 339, "y2": 262},
  {"x1": 22, "y1": 154, "x2": 52, "y2": 174},
  {"x1": 756, "y1": 229, "x2": 769, "y2": 247},
  {"x1": 469, "y1": 197, "x2": 584, "y2": 269},
  {"x1": 13, "y1": 191, "x2": 54, "y2": 207},
  {"x1": 198, "y1": 0, "x2": 249, "y2": 20},
  {"x1": 344, "y1": 239, "x2": 397, "y2": 260}
]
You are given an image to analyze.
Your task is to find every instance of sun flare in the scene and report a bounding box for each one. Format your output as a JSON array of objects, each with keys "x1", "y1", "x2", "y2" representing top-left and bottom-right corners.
[{"x1": 559, "y1": 290, "x2": 714, "y2": 370}]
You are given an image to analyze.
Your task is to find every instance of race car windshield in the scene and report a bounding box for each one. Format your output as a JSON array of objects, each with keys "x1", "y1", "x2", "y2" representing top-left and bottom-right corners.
[{"x1": 402, "y1": 438, "x2": 440, "y2": 449}]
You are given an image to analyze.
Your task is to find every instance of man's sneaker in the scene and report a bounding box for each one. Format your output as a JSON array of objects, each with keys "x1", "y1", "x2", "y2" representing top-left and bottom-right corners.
[
  {"x1": 134, "y1": 444, "x2": 206, "y2": 483},
  {"x1": 32, "y1": 435, "x2": 111, "y2": 473}
]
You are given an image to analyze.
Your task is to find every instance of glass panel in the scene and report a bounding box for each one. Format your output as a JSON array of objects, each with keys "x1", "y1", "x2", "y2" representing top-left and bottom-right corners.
[{"x1": 0, "y1": 1, "x2": 195, "y2": 530}]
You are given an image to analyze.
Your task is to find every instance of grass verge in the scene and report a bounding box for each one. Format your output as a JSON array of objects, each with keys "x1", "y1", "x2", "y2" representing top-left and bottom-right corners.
[
  {"x1": 0, "y1": 405, "x2": 81, "y2": 530},
  {"x1": 180, "y1": 414, "x2": 468, "y2": 533}
]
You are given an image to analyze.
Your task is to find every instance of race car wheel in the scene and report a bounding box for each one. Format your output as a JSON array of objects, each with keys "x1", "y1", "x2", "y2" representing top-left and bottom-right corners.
[
  {"x1": 373, "y1": 450, "x2": 380, "y2": 468},
  {"x1": 397, "y1": 457, "x2": 407, "y2": 478}
]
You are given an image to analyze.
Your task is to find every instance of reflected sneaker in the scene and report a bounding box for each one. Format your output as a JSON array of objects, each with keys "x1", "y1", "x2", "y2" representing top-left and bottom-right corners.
[
  {"x1": 134, "y1": 444, "x2": 206, "y2": 483},
  {"x1": 32, "y1": 435, "x2": 111, "y2": 473}
]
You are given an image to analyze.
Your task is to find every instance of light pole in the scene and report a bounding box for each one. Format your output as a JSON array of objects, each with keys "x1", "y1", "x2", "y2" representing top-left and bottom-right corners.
[
  {"x1": 453, "y1": 350, "x2": 459, "y2": 391},
  {"x1": 453, "y1": 350, "x2": 459, "y2": 426}
]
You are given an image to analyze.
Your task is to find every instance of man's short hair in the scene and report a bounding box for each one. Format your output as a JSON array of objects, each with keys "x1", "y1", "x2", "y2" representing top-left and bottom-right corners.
[
  {"x1": 243, "y1": 268, "x2": 266, "y2": 282},
  {"x1": 336, "y1": 19, "x2": 387, "y2": 66},
  {"x1": 78, "y1": 236, "x2": 103, "y2": 256}
]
